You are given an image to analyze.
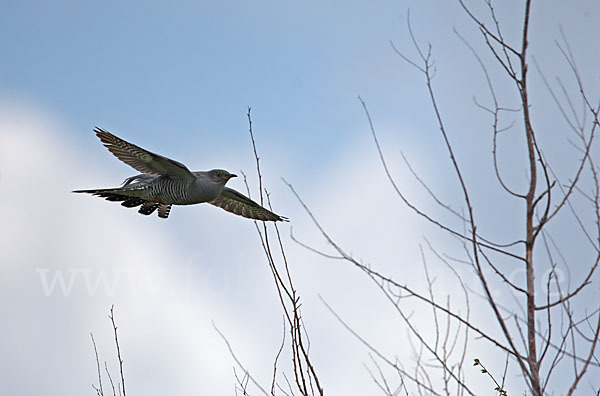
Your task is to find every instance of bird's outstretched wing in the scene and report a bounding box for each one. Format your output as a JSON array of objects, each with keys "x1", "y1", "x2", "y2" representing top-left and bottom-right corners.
[
  {"x1": 210, "y1": 187, "x2": 288, "y2": 222},
  {"x1": 94, "y1": 127, "x2": 194, "y2": 179}
]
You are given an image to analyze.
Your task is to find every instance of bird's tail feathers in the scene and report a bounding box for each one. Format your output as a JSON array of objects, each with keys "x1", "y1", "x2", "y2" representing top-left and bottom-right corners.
[
  {"x1": 72, "y1": 187, "x2": 147, "y2": 198},
  {"x1": 72, "y1": 188, "x2": 171, "y2": 218}
]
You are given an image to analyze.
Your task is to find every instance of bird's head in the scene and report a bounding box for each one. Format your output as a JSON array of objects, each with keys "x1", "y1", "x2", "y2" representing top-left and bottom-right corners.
[{"x1": 208, "y1": 169, "x2": 237, "y2": 184}]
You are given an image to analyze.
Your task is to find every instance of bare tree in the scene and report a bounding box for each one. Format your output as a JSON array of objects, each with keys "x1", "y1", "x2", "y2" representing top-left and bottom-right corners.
[
  {"x1": 288, "y1": 1, "x2": 600, "y2": 395},
  {"x1": 215, "y1": 108, "x2": 323, "y2": 396},
  {"x1": 88, "y1": 2, "x2": 599, "y2": 395}
]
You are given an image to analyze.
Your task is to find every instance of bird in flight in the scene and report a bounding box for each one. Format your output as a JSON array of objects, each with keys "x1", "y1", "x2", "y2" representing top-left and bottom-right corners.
[{"x1": 73, "y1": 128, "x2": 288, "y2": 221}]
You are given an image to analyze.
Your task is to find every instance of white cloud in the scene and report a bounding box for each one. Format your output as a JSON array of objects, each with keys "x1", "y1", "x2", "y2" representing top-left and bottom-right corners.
[
  {"x1": 0, "y1": 97, "x2": 584, "y2": 395},
  {"x1": 0, "y1": 101, "x2": 236, "y2": 395},
  {"x1": 0, "y1": 101, "x2": 445, "y2": 395}
]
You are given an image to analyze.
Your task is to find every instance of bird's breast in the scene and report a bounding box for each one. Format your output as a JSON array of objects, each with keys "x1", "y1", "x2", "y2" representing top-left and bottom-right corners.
[{"x1": 176, "y1": 179, "x2": 223, "y2": 205}]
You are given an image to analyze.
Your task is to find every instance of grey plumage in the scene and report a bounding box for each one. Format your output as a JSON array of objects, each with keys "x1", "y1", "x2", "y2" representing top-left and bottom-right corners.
[{"x1": 73, "y1": 127, "x2": 288, "y2": 222}]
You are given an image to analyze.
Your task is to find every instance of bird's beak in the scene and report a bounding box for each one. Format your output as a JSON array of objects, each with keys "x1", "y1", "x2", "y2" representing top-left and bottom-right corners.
[{"x1": 230, "y1": 174, "x2": 238, "y2": 178}]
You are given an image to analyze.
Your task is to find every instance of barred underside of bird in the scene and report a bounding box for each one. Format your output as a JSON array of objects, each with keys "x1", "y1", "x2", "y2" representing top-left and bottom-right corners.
[{"x1": 72, "y1": 127, "x2": 288, "y2": 222}]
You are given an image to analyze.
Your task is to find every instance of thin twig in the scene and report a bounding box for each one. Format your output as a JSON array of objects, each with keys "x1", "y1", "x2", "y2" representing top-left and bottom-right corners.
[
  {"x1": 91, "y1": 333, "x2": 104, "y2": 396},
  {"x1": 108, "y1": 305, "x2": 126, "y2": 396}
]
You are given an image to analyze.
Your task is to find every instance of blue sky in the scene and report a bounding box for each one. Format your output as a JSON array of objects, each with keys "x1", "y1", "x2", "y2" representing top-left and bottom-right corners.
[
  {"x1": 1, "y1": 0, "x2": 398, "y2": 149},
  {"x1": 1, "y1": 1, "x2": 600, "y2": 395},
  {"x1": 0, "y1": 0, "x2": 459, "y2": 167}
]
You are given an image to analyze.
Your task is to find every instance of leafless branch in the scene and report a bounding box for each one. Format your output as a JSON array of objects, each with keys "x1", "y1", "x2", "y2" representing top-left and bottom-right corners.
[
  {"x1": 108, "y1": 305, "x2": 126, "y2": 396},
  {"x1": 91, "y1": 333, "x2": 104, "y2": 396}
]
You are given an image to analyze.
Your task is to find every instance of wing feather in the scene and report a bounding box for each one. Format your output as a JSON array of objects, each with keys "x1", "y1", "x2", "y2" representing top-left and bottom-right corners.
[
  {"x1": 209, "y1": 187, "x2": 288, "y2": 222},
  {"x1": 94, "y1": 127, "x2": 193, "y2": 179}
]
